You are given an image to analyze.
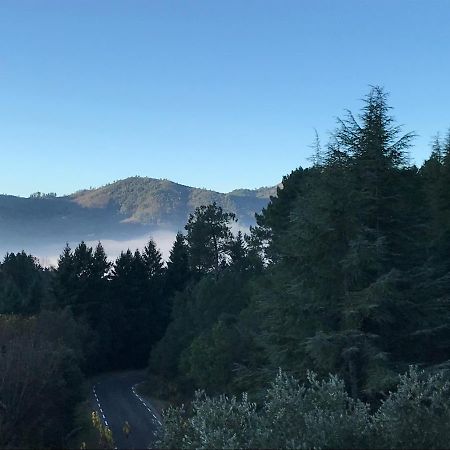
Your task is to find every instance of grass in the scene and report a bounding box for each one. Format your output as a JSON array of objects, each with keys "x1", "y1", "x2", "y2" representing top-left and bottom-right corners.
[{"x1": 66, "y1": 398, "x2": 99, "y2": 449}]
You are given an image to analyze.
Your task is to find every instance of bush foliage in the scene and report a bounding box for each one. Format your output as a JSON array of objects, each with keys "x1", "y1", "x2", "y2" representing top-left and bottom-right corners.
[{"x1": 160, "y1": 367, "x2": 450, "y2": 449}]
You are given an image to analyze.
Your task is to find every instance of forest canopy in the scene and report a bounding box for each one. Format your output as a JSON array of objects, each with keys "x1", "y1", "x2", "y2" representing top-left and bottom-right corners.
[{"x1": 2, "y1": 87, "x2": 450, "y2": 448}]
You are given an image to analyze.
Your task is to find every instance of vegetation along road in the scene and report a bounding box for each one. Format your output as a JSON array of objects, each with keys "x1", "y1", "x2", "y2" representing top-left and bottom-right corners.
[{"x1": 91, "y1": 371, "x2": 162, "y2": 449}]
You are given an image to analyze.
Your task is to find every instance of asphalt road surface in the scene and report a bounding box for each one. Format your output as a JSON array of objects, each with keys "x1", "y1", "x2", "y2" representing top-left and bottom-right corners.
[{"x1": 91, "y1": 371, "x2": 162, "y2": 449}]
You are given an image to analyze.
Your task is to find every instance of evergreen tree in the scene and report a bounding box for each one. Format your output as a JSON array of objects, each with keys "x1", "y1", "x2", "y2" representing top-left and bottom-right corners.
[
  {"x1": 0, "y1": 252, "x2": 45, "y2": 315},
  {"x1": 252, "y1": 87, "x2": 421, "y2": 398},
  {"x1": 54, "y1": 241, "x2": 110, "y2": 322},
  {"x1": 52, "y1": 243, "x2": 76, "y2": 308},
  {"x1": 252, "y1": 167, "x2": 315, "y2": 263},
  {"x1": 165, "y1": 232, "x2": 191, "y2": 295},
  {"x1": 143, "y1": 238, "x2": 168, "y2": 340},
  {"x1": 109, "y1": 249, "x2": 149, "y2": 368},
  {"x1": 143, "y1": 239, "x2": 165, "y2": 280},
  {"x1": 185, "y1": 202, "x2": 237, "y2": 278},
  {"x1": 433, "y1": 130, "x2": 450, "y2": 252},
  {"x1": 228, "y1": 231, "x2": 247, "y2": 270},
  {"x1": 420, "y1": 135, "x2": 444, "y2": 243}
]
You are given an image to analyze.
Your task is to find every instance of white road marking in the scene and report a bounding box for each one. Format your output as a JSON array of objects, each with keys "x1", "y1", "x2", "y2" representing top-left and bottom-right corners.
[
  {"x1": 92, "y1": 379, "x2": 161, "y2": 443},
  {"x1": 93, "y1": 385, "x2": 111, "y2": 429},
  {"x1": 131, "y1": 383, "x2": 163, "y2": 427}
]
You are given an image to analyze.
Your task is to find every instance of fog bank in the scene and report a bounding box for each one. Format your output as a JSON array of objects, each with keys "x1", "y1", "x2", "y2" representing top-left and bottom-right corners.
[{"x1": 1, "y1": 229, "x2": 178, "y2": 267}]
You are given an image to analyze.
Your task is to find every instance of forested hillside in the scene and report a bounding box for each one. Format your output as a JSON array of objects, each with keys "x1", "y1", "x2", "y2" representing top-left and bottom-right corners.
[
  {"x1": 0, "y1": 178, "x2": 274, "y2": 258},
  {"x1": 2, "y1": 87, "x2": 450, "y2": 448},
  {"x1": 71, "y1": 177, "x2": 276, "y2": 226},
  {"x1": 150, "y1": 87, "x2": 450, "y2": 448}
]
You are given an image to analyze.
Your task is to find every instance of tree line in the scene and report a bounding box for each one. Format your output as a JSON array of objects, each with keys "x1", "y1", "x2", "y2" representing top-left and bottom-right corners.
[
  {"x1": 0, "y1": 202, "x2": 248, "y2": 446},
  {"x1": 150, "y1": 87, "x2": 450, "y2": 401},
  {"x1": 2, "y1": 86, "x2": 450, "y2": 447},
  {"x1": 150, "y1": 87, "x2": 450, "y2": 448}
]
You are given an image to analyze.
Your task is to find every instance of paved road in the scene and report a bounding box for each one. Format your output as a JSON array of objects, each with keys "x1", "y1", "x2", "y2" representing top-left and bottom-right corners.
[{"x1": 91, "y1": 371, "x2": 162, "y2": 449}]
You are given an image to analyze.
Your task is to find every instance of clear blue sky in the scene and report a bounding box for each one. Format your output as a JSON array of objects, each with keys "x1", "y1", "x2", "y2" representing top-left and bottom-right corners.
[{"x1": 1, "y1": 0, "x2": 449, "y2": 197}]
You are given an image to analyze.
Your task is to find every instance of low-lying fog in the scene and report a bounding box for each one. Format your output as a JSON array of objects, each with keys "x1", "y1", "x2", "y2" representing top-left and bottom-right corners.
[
  {"x1": 1, "y1": 229, "x2": 178, "y2": 267},
  {"x1": 0, "y1": 223, "x2": 249, "y2": 267}
]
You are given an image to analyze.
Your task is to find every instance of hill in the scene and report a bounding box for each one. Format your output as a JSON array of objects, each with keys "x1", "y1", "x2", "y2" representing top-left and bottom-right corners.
[
  {"x1": 0, "y1": 177, "x2": 277, "y2": 261},
  {"x1": 71, "y1": 176, "x2": 276, "y2": 226}
]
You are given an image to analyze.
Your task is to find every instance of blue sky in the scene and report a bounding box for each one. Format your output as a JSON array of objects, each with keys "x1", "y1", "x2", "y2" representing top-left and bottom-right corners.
[{"x1": 1, "y1": 0, "x2": 449, "y2": 197}]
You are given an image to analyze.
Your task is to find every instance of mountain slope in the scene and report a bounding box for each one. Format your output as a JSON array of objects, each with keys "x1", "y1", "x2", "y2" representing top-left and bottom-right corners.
[
  {"x1": 71, "y1": 177, "x2": 276, "y2": 226},
  {"x1": 0, "y1": 177, "x2": 276, "y2": 255}
]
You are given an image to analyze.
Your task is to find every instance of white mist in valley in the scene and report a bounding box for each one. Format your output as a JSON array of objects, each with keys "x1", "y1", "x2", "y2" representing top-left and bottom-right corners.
[
  {"x1": 1, "y1": 225, "x2": 250, "y2": 267},
  {"x1": 1, "y1": 229, "x2": 178, "y2": 267},
  {"x1": 84, "y1": 229, "x2": 178, "y2": 264}
]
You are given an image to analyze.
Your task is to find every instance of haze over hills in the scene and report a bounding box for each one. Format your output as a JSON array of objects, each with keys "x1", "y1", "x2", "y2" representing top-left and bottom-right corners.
[{"x1": 0, "y1": 176, "x2": 277, "y2": 264}]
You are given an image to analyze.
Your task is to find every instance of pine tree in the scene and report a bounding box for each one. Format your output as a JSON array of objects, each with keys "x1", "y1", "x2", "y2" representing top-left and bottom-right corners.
[
  {"x1": 166, "y1": 232, "x2": 191, "y2": 295},
  {"x1": 92, "y1": 242, "x2": 111, "y2": 281},
  {"x1": 0, "y1": 252, "x2": 45, "y2": 314},
  {"x1": 109, "y1": 250, "x2": 149, "y2": 368},
  {"x1": 185, "y1": 203, "x2": 237, "y2": 278},
  {"x1": 143, "y1": 239, "x2": 164, "y2": 280},
  {"x1": 253, "y1": 87, "x2": 419, "y2": 398},
  {"x1": 228, "y1": 231, "x2": 247, "y2": 269},
  {"x1": 53, "y1": 243, "x2": 76, "y2": 307}
]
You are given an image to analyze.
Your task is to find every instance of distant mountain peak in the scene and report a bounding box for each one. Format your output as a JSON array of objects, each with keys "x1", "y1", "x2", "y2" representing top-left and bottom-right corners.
[{"x1": 0, "y1": 176, "x2": 278, "y2": 255}]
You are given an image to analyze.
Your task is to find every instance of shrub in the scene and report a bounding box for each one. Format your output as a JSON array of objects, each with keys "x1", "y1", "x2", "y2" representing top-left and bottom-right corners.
[{"x1": 159, "y1": 367, "x2": 450, "y2": 449}]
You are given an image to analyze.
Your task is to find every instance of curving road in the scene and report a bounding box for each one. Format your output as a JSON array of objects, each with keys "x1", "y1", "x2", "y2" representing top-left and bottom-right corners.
[{"x1": 91, "y1": 371, "x2": 163, "y2": 449}]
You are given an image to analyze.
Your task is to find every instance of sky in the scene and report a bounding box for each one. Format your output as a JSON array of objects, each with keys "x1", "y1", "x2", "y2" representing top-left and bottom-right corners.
[{"x1": 1, "y1": 0, "x2": 449, "y2": 197}]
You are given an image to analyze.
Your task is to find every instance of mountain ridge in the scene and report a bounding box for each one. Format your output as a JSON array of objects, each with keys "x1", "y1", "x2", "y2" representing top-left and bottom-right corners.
[
  {"x1": 69, "y1": 176, "x2": 277, "y2": 225},
  {"x1": 0, "y1": 176, "x2": 278, "y2": 257}
]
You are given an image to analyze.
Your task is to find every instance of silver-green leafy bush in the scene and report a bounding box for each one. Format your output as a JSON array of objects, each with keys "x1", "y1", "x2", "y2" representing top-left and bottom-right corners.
[
  {"x1": 159, "y1": 367, "x2": 450, "y2": 449},
  {"x1": 162, "y1": 391, "x2": 258, "y2": 449},
  {"x1": 372, "y1": 366, "x2": 450, "y2": 449},
  {"x1": 258, "y1": 370, "x2": 370, "y2": 449}
]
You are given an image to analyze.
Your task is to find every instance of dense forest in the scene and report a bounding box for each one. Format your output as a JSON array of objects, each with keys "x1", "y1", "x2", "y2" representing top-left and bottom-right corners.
[{"x1": 2, "y1": 86, "x2": 450, "y2": 448}]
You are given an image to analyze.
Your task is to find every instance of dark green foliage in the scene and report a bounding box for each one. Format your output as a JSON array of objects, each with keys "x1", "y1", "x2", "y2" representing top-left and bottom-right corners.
[
  {"x1": 49, "y1": 238, "x2": 171, "y2": 373},
  {"x1": 185, "y1": 202, "x2": 237, "y2": 277},
  {"x1": 143, "y1": 239, "x2": 165, "y2": 279},
  {"x1": 109, "y1": 243, "x2": 167, "y2": 369},
  {"x1": 53, "y1": 241, "x2": 110, "y2": 318},
  {"x1": 149, "y1": 207, "x2": 259, "y2": 397},
  {"x1": 0, "y1": 251, "x2": 47, "y2": 314},
  {"x1": 52, "y1": 241, "x2": 112, "y2": 371},
  {"x1": 241, "y1": 87, "x2": 448, "y2": 400},
  {"x1": 181, "y1": 320, "x2": 242, "y2": 393},
  {"x1": 165, "y1": 232, "x2": 191, "y2": 296},
  {"x1": 149, "y1": 87, "x2": 450, "y2": 436},
  {"x1": 253, "y1": 166, "x2": 316, "y2": 263},
  {"x1": 149, "y1": 269, "x2": 255, "y2": 396},
  {"x1": 5, "y1": 85, "x2": 450, "y2": 448},
  {"x1": 109, "y1": 249, "x2": 148, "y2": 368},
  {"x1": 0, "y1": 311, "x2": 84, "y2": 448}
]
